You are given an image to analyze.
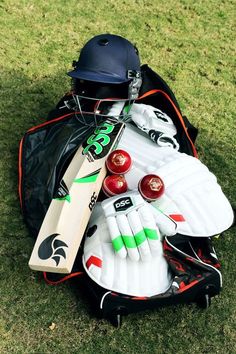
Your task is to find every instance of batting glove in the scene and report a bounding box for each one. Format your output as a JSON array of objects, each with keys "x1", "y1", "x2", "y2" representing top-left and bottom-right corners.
[{"x1": 101, "y1": 191, "x2": 177, "y2": 262}]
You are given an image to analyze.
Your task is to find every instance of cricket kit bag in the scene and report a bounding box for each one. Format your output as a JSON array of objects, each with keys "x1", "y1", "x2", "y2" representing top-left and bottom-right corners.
[{"x1": 19, "y1": 65, "x2": 235, "y2": 326}]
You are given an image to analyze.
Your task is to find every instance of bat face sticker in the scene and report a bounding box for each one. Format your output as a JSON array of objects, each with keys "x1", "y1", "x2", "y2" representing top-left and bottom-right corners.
[
  {"x1": 28, "y1": 119, "x2": 125, "y2": 274},
  {"x1": 38, "y1": 234, "x2": 68, "y2": 266}
]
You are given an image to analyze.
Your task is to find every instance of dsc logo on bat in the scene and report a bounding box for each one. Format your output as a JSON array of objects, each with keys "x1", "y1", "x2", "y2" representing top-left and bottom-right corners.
[{"x1": 89, "y1": 192, "x2": 97, "y2": 211}]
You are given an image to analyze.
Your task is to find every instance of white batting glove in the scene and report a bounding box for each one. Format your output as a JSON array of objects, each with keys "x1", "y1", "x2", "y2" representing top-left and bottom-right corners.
[
  {"x1": 129, "y1": 103, "x2": 180, "y2": 150},
  {"x1": 101, "y1": 191, "x2": 177, "y2": 262}
]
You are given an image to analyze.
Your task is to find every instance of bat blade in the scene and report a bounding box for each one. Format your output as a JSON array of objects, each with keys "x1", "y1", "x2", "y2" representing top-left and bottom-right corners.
[{"x1": 29, "y1": 121, "x2": 125, "y2": 273}]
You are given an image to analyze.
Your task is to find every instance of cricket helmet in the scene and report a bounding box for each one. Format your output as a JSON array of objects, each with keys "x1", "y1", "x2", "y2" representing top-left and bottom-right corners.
[
  {"x1": 68, "y1": 34, "x2": 142, "y2": 100},
  {"x1": 68, "y1": 34, "x2": 141, "y2": 84},
  {"x1": 64, "y1": 34, "x2": 142, "y2": 124}
]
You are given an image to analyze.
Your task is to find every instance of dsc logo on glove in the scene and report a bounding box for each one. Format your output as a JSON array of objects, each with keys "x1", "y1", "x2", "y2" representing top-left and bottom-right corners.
[{"x1": 114, "y1": 197, "x2": 133, "y2": 212}]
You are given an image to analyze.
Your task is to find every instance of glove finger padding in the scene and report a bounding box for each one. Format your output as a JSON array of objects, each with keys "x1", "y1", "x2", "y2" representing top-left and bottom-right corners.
[
  {"x1": 102, "y1": 191, "x2": 177, "y2": 261},
  {"x1": 126, "y1": 209, "x2": 151, "y2": 261},
  {"x1": 116, "y1": 213, "x2": 140, "y2": 261},
  {"x1": 150, "y1": 204, "x2": 177, "y2": 236},
  {"x1": 106, "y1": 215, "x2": 127, "y2": 259},
  {"x1": 138, "y1": 205, "x2": 163, "y2": 255}
]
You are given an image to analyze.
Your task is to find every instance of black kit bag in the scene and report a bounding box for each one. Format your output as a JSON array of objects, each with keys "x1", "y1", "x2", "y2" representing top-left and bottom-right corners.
[{"x1": 19, "y1": 65, "x2": 226, "y2": 327}]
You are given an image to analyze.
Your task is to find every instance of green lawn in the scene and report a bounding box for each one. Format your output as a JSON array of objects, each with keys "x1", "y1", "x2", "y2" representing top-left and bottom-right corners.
[{"x1": 0, "y1": 0, "x2": 235, "y2": 353}]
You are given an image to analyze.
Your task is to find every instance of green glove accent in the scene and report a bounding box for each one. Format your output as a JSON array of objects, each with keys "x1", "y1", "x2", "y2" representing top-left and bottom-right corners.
[
  {"x1": 112, "y1": 235, "x2": 125, "y2": 252},
  {"x1": 134, "y1": 230, "x2": 147, "y2": 246},
  {"x1": 112, "y1": 229, "x2": 158, "y2": 253},
  {"x1": 122, "y1": 235, "x2": 137, "y2": 249},
  {"x1": 144, "y1": 228, "x2": 159, "y2": 240}
]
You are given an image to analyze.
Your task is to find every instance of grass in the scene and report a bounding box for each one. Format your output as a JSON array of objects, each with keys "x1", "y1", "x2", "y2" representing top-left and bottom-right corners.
[{"x1": 0, "y1": 0, "x2": 235, "y2": 353}]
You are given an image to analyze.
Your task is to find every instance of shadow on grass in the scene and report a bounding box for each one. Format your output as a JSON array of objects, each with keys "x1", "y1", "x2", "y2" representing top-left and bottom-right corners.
[
  {"x1": 0, "y1": 67, "x2": 69, "y2": 198},
  {"x1": 0, "y1": 68, "x2": 70, "y2": 272},
  {"x1": 1, "y1": 68, "x2": 69, "y2": 130}
]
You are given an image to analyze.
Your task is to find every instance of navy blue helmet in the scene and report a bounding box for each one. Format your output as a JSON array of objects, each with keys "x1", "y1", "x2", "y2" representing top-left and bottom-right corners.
[
  {"x1": 66, "y1": 34, "x2": 142, "y2": 124},
  {"x1": 67, "y1": 34, "x2": 141, "y2": 86}
]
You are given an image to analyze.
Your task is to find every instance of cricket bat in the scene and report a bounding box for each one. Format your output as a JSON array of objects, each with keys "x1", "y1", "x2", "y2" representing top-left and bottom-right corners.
[{"x1": 29, "y1": 119, "x2": 125, "y2": 273}]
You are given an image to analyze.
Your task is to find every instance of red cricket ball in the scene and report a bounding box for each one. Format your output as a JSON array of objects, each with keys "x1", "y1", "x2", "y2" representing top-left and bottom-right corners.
[
  {"x1": 102, "y1": 175, "x2": 128, "y2": 197},
  {"x1": 138, "y1": 174, "x2": 165, "y2": 201},
  {"x1": 106, "y1": 149, "x2": 132, "y2": 175}
]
